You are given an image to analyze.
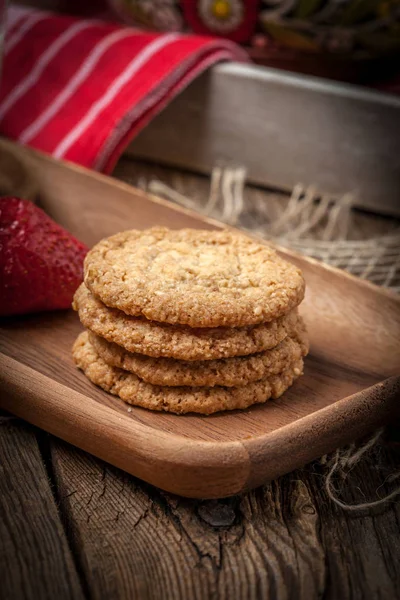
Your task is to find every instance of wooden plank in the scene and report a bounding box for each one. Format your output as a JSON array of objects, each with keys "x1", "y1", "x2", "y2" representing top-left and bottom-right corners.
[
  {"x1": 0, "y1": 419, "x2": 84, "y2": 600},
  {"x1": 313, "y1": 442, "x2": 400, "y2": 600},
  {"x1": 50, "y1": 437, "x2": 400, "y2": 599},
  {"x1": 126, "y1": 63, "x2": 400, "y2": 217},
  {"x1": 50, "y1": 439, "x2": 325, "y2": 600}
]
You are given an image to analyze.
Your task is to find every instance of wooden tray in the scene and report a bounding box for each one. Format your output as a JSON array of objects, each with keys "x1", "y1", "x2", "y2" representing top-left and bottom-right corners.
[{"x1": 1, "y1": 139, "x2": 399, "y2": 499}]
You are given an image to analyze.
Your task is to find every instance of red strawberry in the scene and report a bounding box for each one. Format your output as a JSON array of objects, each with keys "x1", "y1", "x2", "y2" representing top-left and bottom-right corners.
[{"x1": 0, "y1": 197, "x2": 88, "y2": 316}]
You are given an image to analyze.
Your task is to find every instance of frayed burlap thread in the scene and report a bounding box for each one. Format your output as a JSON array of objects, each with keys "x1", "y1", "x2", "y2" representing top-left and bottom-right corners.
[{"x1": 148, "y1": 168, "x2": 400, "y2": 292}]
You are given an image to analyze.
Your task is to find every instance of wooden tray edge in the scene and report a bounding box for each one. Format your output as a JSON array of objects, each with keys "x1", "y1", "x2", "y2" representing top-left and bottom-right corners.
[
  {"x1": 0, "y1": 352, "x2": 249, "y2": 498},
  {"x1": 243, "y1": 376, "x2": 400, "y2": 491},
  {"x1": 2, "y1": 352, "x2": 399, "y2": 499}
]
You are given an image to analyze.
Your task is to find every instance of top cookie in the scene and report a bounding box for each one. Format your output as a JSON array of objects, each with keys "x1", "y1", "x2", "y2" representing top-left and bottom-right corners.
[{"x1": 84, "y1": 228, "x2": 305, "y2": 327}]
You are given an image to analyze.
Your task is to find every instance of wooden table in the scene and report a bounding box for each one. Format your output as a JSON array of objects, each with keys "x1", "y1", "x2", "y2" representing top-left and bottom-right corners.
[
  {"x1": 2, "y1": 158, "x2": 400, "y2": 600},
  {"x1": 2, "y1": 416, "x2": 400, "y2": 599}
]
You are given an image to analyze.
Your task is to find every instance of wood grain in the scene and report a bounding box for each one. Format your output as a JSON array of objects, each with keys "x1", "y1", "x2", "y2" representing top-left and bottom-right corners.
[
  {"x1": 0, "y1": 419, "x2": 84, "y2": 600},
  {"x1": 49, "y1": 440, "x2": 325, "y2": 600},
  {"x1": 48, "y1": 436, "x2": 400, "y2": 600},
  {"x1": 0, "y1": 138, "x2": 400, "y2": 498}
]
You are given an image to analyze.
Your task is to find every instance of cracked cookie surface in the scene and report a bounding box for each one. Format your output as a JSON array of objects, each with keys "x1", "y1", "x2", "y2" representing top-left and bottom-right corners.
[
  {"x1": 89, "y1": 320, "x2": 309, "y2": 387},
  {"x1": 73, "y1": 331, "x2": 304, "y2": 415},
  {"x1": 73, "y1": 284, "x2": 301, "y2": 360},
  {"x1": 84, "y1": 228, "x2": 305, "y2": 327}
]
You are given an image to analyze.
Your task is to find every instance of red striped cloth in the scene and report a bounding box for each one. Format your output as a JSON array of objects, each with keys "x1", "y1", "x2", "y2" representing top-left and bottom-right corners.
[{"x1": 0, "y1": 6, "x2": 246, "y2": 173}]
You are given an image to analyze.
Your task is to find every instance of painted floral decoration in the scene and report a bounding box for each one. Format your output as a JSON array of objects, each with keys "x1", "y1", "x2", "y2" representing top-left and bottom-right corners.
[{"x1": 182, "y1": 0, "x2": 259, "y2": 42}]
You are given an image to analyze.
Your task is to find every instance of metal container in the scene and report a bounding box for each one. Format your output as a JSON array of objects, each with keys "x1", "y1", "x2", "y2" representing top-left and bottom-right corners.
[{"x1": 127, "y1": 63, "x2": 400, "y2": 216}]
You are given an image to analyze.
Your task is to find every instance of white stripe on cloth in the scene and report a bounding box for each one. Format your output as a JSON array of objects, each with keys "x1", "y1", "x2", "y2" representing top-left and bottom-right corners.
[
  {"x1": 18, "y1": 28, "x2": 138, "y2": 144},
  {"x1": 94, "y1": 48, "x2": 232, "y2": 171},
  {"x1": 5, "y1": 10, "x2": 49, "y2": 55},
  {"x1": 0, "y1": 20, "x2": 100, "y2": 121},
  {"x1": 53, "y1": 32, "x2": 180, "y2": 159},
  {"x1": 5, "y1": 5, "x2": 31, "y2": 31}
]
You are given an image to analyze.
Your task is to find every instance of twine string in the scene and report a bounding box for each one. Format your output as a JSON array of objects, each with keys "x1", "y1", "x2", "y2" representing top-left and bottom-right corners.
[{"x1": 325, "y1": 429, "x2": 400, "y2": 511}]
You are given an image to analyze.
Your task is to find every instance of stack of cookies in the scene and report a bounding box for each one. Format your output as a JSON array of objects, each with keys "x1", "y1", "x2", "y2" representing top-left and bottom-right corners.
[{"x1": 72, "y1": 228, "x2": 309, "y2": 415}]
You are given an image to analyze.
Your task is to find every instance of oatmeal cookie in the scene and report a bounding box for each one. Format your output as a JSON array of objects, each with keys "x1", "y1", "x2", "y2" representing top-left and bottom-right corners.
[
  {"x1": 84, "y1": 228, "x2": 305, "y2": 327},
  {"x1": 73, "y1": 331, "x2": 304, "y2": 415},
  {"x1": 73, "y1": 284, "x2": 301, "y2": 360},
  {"x1": 89, "y1": 322, "x2": 309, "y2": 387}
]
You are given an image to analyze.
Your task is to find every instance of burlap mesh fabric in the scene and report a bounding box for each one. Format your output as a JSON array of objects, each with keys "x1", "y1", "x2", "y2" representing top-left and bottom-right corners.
[{"x1": 147, "y1": 167, "x2": 400, "y2": 293}]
